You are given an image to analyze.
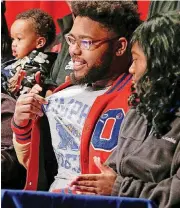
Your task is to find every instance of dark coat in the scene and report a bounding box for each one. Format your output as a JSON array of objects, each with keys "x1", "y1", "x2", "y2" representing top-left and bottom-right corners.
[{"x1": 1, "y1": 93, "x2": 26, "y2": 189}]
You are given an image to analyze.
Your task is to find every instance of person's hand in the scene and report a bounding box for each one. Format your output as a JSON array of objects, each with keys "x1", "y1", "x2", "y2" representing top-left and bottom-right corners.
[
  {"x1": 69, "y1": 156, "x2": 117, "y2": 195},
  {"x1": 45, "y1": 90, "x2": 53, "y2": 97},
  {"x1": 8, "y1": 67, "x2": 26, "y2": 94},
  {"x1": 28, "y1": 71, "x2": 43, "y2": 94},
  {"x1": 29, "y1": 84, "x2": 42, "y2": 94},
  {"x1": 32, "y1": 73, "x2": 53, "y2": 97},
  {"x1": 34, "y1": 71, "x2": 41, "y2": 85},
  {"x1": 14, "y1": 92, "x2": 48, "y2": 127}
]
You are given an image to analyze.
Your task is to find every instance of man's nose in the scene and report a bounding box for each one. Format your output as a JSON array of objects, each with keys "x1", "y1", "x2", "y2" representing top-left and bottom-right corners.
[{"x1": 69, "y1": 43, "x2": 82, "y2": 56}]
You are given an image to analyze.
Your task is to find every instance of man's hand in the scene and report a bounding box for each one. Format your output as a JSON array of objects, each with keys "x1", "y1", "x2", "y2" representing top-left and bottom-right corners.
[
  {"x1": 14, "y1": 92, "x2": 48, "y2": 127},
  {"x1": 70, "y1": 156, "x2": 117, "y2": 195}
]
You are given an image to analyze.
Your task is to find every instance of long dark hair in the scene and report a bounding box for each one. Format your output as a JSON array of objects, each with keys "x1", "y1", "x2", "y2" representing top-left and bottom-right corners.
[{"x1": 129, "y1": 12, "x2": 180, "y2": 137}]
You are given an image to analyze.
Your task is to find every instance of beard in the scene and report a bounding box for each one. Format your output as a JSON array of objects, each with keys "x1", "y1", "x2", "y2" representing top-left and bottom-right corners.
[{"x1": 71, "y1": 49, "x2": 114, "y2": 85}]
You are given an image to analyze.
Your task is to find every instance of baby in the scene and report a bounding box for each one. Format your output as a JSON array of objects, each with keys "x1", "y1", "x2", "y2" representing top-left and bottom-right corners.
[{"x1": 2, "y1": 8, "x2": 57, "y2": 97}]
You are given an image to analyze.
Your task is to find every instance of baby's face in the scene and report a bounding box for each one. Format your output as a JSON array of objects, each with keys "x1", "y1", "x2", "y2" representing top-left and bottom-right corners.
[{"x1": 11, "y1": 19, "x2": 39, "y2": 59}]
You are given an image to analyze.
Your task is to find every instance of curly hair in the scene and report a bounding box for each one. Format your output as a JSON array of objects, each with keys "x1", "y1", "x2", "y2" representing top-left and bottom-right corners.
[
  {"x1": 16, "y1": 9, "x2": 56, "y2": 49},
  {"x1": 71, "y1": 1, "x2": 141, "y2": 42},
  {"x1": 129, "y1": 12, "x2": 180, "y2": 137}
]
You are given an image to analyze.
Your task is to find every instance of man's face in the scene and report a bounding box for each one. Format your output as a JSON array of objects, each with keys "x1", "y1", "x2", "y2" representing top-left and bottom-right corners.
[
  {"x1": 68, "y1": 16, "x2": 117, "y2": 84},
  {"x1": 11, "y1": 19, "x2": 39, "y2": 59}
]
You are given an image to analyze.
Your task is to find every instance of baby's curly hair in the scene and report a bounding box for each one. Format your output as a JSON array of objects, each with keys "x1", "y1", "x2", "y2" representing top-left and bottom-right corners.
[
  {"x1": 71, "y1": 1, "x2": 141, "y2": 42},
  {"x1": 16, "y1": 9, "x2": 56, "y2": 49}
]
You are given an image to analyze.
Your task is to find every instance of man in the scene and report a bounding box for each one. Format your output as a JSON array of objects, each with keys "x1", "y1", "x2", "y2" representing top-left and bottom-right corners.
[{"x1": 12, "y1": 1, "x2": 141, "y2": 192}]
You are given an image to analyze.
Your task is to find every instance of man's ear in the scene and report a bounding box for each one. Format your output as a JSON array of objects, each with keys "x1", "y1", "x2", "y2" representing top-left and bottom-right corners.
[
  {"x1": 36, "y1": 37, "x2": 46, "y2": 49},
  {"x1": 115, "y1": 37, "x2": 128, "y2": 57}
]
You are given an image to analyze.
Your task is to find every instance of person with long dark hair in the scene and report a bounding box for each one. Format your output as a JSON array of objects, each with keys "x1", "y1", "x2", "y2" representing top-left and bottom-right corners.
[{"x1": 70, "y1": 12, "x2": 180, "y2": 208}]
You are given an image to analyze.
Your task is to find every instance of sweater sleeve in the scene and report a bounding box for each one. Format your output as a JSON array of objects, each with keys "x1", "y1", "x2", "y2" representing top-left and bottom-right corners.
[
  {"x1": 111, "y1": 147, "x2": 180, "y2": 208},
  {"x1": 13, "y1": 134, "x2": 31, "y2": 169},
  {"x1": 11, "y1": 118, "x2": 33, "y2": 169}
]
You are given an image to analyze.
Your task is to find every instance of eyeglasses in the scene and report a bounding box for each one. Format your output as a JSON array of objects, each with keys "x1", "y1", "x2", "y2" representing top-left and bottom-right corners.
[{"x1": 64, "y1": 34, "x2": 119, "y2": 51}]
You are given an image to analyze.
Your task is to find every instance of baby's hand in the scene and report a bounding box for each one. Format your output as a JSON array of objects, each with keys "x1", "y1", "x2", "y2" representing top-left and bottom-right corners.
[
  {"x1": 34, "y1": 71, "x2": 41, "y2": 85},
  {"x1": 8, "y1": 66, "x2": 26, "y2": 94}
]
